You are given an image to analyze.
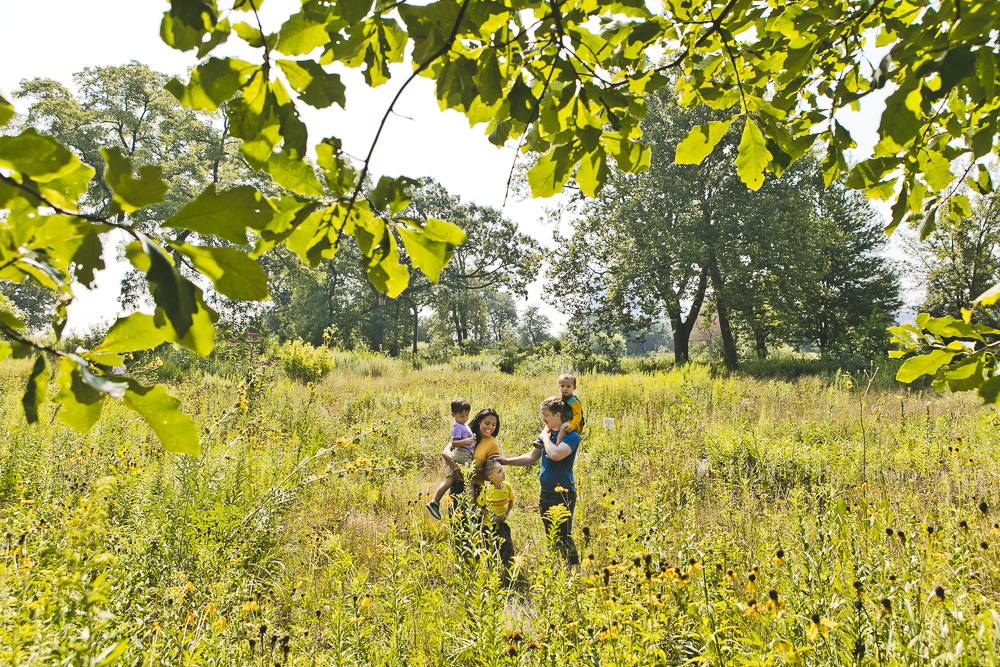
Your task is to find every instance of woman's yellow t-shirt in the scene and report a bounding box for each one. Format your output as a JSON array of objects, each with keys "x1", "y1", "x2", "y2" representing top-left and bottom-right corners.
[{"x1": 471, "y1": 436, "x2": 500, "y2": 486}]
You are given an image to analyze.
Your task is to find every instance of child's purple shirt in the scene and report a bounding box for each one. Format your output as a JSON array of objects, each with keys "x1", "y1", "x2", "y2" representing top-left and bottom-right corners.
[{"x1": 451, "y1": 422, "x2": 474, "y2": 453}]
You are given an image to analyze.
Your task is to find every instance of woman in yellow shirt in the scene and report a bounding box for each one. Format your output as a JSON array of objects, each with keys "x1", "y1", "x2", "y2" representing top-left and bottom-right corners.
[{"x1": 468, "y1": 407, "x2": 503, "y2": 492}]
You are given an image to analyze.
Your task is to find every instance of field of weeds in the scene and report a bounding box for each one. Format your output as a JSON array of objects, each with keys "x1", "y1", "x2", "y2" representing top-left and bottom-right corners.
[{"x1": 2, "y1": 351, "x2": 999, "y2": 666}]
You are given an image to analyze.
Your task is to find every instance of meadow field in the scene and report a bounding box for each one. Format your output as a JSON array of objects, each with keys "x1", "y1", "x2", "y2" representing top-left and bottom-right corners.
[{"x1": 2, "y1": 347, "x2": 999, "y2": 666}]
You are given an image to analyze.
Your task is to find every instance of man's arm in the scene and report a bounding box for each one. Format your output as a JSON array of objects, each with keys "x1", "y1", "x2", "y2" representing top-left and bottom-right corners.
[{"x1": 541, "y1": 428, "x2": 574, "y2": 462}]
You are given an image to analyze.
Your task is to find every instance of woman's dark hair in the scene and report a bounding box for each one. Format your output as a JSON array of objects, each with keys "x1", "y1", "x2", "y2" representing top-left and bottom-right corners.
[{"x1": 468, "y1": 407, "x2": 501, "y2": 441}]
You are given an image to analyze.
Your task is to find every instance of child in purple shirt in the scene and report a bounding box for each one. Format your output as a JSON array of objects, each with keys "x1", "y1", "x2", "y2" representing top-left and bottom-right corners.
[{"x1": 426, "y1": 398, "x2": 474, "y2": 520}]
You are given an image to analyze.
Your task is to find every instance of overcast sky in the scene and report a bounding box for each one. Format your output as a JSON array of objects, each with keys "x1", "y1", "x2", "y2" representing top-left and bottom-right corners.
[{"x1": 1, "y1": 1, "x2": 904, "y2": 335}]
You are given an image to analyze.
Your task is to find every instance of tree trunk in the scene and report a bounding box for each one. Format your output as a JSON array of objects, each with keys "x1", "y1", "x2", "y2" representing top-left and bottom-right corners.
[
  {"x1": 389, "y1": 300, "x2": 400, "y2": 357},
  {"x1": 705, "y1": 247, "x2": 738, "y2": 369},
  {"x1": 670, "y1": 266, "x2": 709, "y2": 365},
  {"x1": 372, "y1": 294, "x2": 387, "y2": 351},
  {"x1": 753, "y1": 325, "x2": 767, "y2": 359},
  {"x1": 412, "y1": 304, "x2": 419, "y2": 354}
]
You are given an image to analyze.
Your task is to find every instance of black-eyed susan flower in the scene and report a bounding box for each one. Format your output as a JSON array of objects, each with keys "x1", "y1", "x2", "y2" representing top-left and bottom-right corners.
[
  {"x1": 774, "y1": 549, "x2": 784, "y2": 564},
  {"x1": 807, "y1": 613, "x2": 837, "y2": 640},
  {"x1": 505, "y1": 631, "x2": 524, "y2": 643},
  {"x1": 504, "y1": 645, "x2": 518, "y2": 657},
  {"x1": 765, "y1": 588, "x2": 785, "y2": 614},
  {"x1": 934, "y1": 586, "x2": 946, "y2": 602},
  {"x1": 878, "y1": 597, "x2": 891, "y2": 620},
  {"x1": 980, "y1": 500, "x2": 989, "y2": 516},
  {"x1": 742, "y1": 599, "x2": 762, "y2": 616},
  {"x1": 959, "y1": 520, "x2": 969, "y2": 532},
  {"x1": 747, "y1": 572, "x2": 757, "y2": 593}
]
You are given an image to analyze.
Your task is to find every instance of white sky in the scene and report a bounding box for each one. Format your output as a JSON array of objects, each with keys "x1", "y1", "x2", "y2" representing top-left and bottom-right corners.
[{"x1": 0, "y1": 1, "x2": 905, "y2": 335}]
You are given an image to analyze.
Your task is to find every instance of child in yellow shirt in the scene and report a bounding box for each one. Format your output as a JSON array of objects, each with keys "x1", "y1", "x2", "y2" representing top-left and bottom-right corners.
[{"x1": 477, "y1": 458, "x2": 514, "y2": 566}]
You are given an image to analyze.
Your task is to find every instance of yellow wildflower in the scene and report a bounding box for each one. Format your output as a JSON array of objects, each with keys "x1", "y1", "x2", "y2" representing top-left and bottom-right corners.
[
  {"x1": 764, "y1": 588, "x2": 785, "y2": 615},
  {"x1": 806, "y1": 613, "x2": 837, "y2": 641}
]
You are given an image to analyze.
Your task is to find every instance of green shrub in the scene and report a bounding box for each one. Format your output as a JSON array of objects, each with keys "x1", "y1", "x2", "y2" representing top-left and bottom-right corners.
[{"x1": 281, "y1": 338, "x2": 336, "y2": 383}]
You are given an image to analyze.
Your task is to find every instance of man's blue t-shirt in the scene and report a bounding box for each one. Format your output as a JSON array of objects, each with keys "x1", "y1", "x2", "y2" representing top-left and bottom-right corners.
[{"x1": 539, "y1": 430, "x2": 581, "y2": 493}]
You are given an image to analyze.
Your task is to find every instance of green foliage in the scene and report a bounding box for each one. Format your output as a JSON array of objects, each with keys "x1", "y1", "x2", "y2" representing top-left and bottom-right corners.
[
  {"x1": 280, "y1": 338, "x2": 337, "y2": 384},
  {"x1": 6, "y1": 0, "x2": 1000, "y2": 443}
]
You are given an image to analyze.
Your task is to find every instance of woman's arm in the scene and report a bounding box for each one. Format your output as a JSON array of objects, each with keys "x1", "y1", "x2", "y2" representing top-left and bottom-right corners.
[
  {"x1": 493, "y1": 447, "x2": 541, "y2": 467},
  {"x1": 540, "y1": 428, "x2": 574, "y2": 461},
  {"x1": 440, "y1": 443, "x2": 457, "y2": 469}
]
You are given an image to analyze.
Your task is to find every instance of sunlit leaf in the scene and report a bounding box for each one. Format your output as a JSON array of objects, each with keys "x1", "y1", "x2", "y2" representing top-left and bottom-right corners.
[
  {"x1": 22, "y1": 355, "x2": 47, "y2": 425},
  {"x1": 166, "y1": 184, "x2": 276, "y2": 244},
  {"x1": 896, "y1": 349, "x2": 955, "y2": 383},
  {"x1": 171, "y1": 243, "x2": 269, "y2": 301},
  {"x1": 675, "y1": 118, "x2": 735, "y2": 165},
  {"x1": 277, "y1": 59, "x2": 346, "y2": 109},
  {"x1": 124, "y1": 380, "x2": 200, "y2": 456},
  {"x1": 735, "y1": 119, "x2": 771, "y2": 191},
  {"x1": 101, "y1": 147, "x2": 168, "y2": 213}
]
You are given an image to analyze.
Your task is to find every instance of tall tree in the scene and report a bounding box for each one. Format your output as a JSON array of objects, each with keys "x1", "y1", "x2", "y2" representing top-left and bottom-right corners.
[
  {"x1": 518, "y1": 304, "x2": 552, "y2": 345},
  {"x1": 481, "y1": 289, "x2": 518, "y2": 343},
  {"x1": 774, "y1": 181, "x2": 902, "y2": 356},
  {"x1": 909, "y1": 190, "x2": 1000, "y2": 329},
  {"x1": 15, "y1": 62, "x2": 272, "y2": 323}
]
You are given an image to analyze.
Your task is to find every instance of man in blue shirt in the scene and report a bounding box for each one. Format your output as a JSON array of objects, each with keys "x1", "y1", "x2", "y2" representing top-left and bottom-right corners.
[{"x1": 494, "y1": 395, "x2": 581, "y2": 569}]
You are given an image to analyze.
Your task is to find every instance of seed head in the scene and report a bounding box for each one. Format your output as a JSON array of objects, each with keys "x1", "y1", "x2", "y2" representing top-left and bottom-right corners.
[
  {"x1": 767, "y1": 588, "x2": 778, "y2": 601},
  {"x1": 979, "y1": 500, "x2": 989, "y2": 516}
]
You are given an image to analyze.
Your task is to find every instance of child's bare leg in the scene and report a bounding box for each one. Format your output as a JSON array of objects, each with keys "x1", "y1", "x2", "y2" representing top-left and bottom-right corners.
[{"x1": 432, "y1": 476, "x2": 453, "y2": 504}]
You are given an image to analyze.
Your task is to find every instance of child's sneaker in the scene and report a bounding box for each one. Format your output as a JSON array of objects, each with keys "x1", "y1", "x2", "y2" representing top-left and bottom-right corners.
[{"x1": 426, "y1": 501, "x2": 442, "y2": 520}]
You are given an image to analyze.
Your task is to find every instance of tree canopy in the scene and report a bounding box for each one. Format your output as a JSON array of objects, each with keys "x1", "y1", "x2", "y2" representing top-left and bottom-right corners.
[{"x1": 2, "y1": 0, "x2": 1000, "y2": 450}]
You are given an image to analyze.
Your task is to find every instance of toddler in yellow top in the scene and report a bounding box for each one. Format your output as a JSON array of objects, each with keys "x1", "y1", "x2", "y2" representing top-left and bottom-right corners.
[
  {"x1": 556, "y1": 372, "x2": 584, "y2": 443},
  {"x1": 477, "y1": 458, "x2": 514, "y2": 522},
  {"x1": 477, "y1": 458, "x2": 515, "y2": 567}
]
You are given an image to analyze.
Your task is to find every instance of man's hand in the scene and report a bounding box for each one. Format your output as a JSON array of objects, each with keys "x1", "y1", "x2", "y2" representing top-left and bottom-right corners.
[{"x1": 489, "y1": 454, "x2": 509, "y2": 465}]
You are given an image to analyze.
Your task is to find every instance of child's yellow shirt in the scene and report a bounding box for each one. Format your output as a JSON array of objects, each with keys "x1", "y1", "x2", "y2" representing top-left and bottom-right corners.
[{"x1": 477, "y1": 481, "x2": 514, "y2": 517}]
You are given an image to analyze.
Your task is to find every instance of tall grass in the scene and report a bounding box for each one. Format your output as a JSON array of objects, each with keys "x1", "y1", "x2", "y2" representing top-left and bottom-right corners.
[{"x1": 2, "y1": 353, "x2": 999, "y2": 665}]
